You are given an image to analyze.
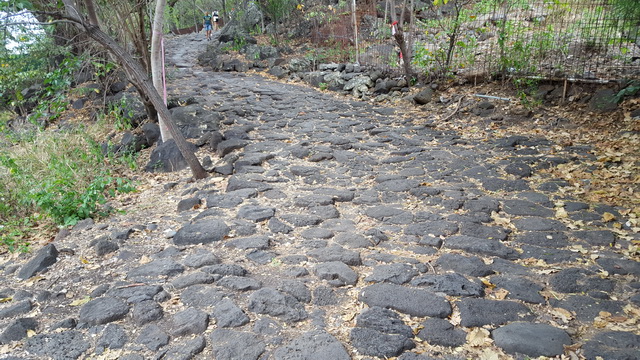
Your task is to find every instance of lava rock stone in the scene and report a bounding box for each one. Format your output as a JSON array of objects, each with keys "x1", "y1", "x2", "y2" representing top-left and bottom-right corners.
[{"x1": 493, "y1": 322, "x2": 572, "y2": 357}]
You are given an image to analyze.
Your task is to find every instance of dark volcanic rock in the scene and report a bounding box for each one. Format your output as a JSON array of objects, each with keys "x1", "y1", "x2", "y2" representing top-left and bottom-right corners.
[
  {"x1": 217, "y1": 276, "x2": 262, "y2": 291},
  {"x1": 490, "y1": 275, "x2": 545, "y2": 303},
  {"x1": 308, "y1": 245, "x2": 362, "y2": 266},
  {"x1": 355, "y1": 306, "x2": 413, "y2": 338},
  {"x1": 0, "y1": 318, "x2": 38, "y2": 344},
  {"x1": 136, "y1": 324, "x2": 169, "y2": 351},
  {"x1": 173, "y1": 219, "x2": 230, "y2": 245},
  {"x1": 25, "y1": 330, "x2": 90, "y2": 359},
  {"x1": 597, "y1": 257, "x2": 640, "y2": 276},
  {"x1": 170, "y1": 307, "x2": 209, "y2": 337},
  {"x1": 314, "y1": 261, "x2": 358, "y2": 286},
  {"x1": 171, "y1": 272, "x2": 216, "y2": 289},
  {"x1": 210, "y1": 329, "x2": 265, "y2": 360},
  {"x1": 212, "y1": 298, "x2": 250, "y2": 328},
  {"x1": 410, "y1": 273, "x2": 484, "y2": 297},
  {"x1": 162, "y1": 335, "x2": 206, "y2": 360},
  {"x1": 248, "y1": 288, "x2": 308, "y2": 322},
  {"x1": 515, "y1": 231, "x2": 569, "y2": 248},
  {"x1": 417, "y1": 318, "x2": 466, "y2": 348},
  {"x1": 237, "y1": 205, "x2": 276, "y2": 222},
  {"x1": 146, "y1": 139, "x2": 196, "y2": 172},
  {"x1": 180, "y1": 285, "x2": 225, "y2": 307},
  {"x1": 502, "y1": 200, "x2": 553, "y2": 217},
  {"x1": 364, "y1": 263, "x2": 418, "y2": 284},
  {"x1": 359, "y1": 283, "x2": 451, "y2": 317},
  {"x1": 444, "y1": 235, "x2": 519, "y2": 260},
  {"x1": 79, "y1": 297, "x2": 129, "y2": 326},
  {"x1": 550, "y1": 268, "x2": 614, "y2": 294},
  {"x1": 127, "y1": 258, "x2": 184, "y2": 279},
  {"x1": 17, "y1": 244, "x2": 58, "y2": 280},
  {"x1": 106, "y1": 284, "x2": 163, "y2": 302},
  {"x1": 96, "y1": 324, "x2": 127, "y2": 351},
  {"x1": 132, "y1": 300, "x2": 163, "y2": 325},
  {"x1": 350, "y1": 327, "x2": 415, "y2": 357},
  {"x1": 550, "y1": 295, "x2": 625, "y2": 321},
  {"x1": 435, "y1": 253, "x2": 494, "y2": 277},
  {"x1": 273, "y1": 330, "x2": 350, "y2": 360},
  {"x1": 582, "y1": 331, "x2": 640, "y2": 360},
  {"x1": 493, "y1": 322, "x2": 572, "y2": 357},
  {"x1": 0, "y1": 300, "x2": 32, "y2": 320},
  {"x1": 458, "y1": 298, "x2": 535, "y2": 327}
]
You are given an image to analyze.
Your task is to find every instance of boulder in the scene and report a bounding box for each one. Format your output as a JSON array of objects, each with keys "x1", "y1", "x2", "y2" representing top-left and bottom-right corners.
[{"x1": 145, "y1": 139, "x2": 198, "y2": 173}]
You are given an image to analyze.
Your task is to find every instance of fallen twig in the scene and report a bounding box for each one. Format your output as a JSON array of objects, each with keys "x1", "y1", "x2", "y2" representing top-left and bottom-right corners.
[{"x1": 442, "y1": 95, "x2": 465, "y2": 122}]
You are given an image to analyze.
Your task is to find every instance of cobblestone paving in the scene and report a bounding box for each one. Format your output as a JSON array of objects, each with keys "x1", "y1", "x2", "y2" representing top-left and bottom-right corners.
[{"x1": 1, "y1": 32, "x2": 638, "y2": 360}]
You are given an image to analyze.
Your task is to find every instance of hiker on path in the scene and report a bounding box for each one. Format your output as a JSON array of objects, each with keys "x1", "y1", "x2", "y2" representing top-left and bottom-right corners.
[
  {"x1": 203, "y1": 12, "x2": 213, "y2": 40},
  {"x1": 213, "y1": 10, "x2": 220, "y2": 31}
]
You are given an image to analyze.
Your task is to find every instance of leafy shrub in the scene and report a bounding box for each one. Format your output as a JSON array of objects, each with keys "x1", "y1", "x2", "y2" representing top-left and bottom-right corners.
[{"x1": 0, "y1": 122, "x2": 136, "y2": 252}]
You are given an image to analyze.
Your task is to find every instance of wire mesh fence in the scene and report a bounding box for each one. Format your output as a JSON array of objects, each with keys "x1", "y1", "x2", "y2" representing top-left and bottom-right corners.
[{"x1": 305, "y1": 0, "x2": 640, "y2": 81}]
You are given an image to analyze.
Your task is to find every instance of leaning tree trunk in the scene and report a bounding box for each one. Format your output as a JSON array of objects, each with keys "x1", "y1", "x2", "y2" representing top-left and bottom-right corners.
[
  {"x1": 87, "y1": 26, "x2": 207, "y2": 179},
  {"x1": 61, "y1": 0, "x2": 207, "y2": 180},
  {"x1": 150, "y1": 0, "x2": 173, "y2": 142}
]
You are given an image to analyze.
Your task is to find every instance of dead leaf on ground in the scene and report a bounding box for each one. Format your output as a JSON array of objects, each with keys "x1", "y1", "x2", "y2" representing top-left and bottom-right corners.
[
  {"x1": 69, "y1": 296, "x2": 91, "y2": 306},
  {"x1": 479, "y1": 348, "x2": 500, "y2": 360},
  {"x1": 467, "y1": 327, "x2": 492, "y2": 347},
  {"x1": 550, "y1": 307, "x2": 575, "y2": 323},
  {"x1": 602, "y1": 212, "x2": 617, "y2": 222},
  {"x1": 492, "y1": 288, "x2": 509, "y2": 300}
]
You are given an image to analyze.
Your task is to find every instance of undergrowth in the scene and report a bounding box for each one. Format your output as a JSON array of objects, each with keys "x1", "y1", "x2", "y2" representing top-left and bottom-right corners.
[{"x1": 0, "y1": 117, "x2": 137, "y2": 253}]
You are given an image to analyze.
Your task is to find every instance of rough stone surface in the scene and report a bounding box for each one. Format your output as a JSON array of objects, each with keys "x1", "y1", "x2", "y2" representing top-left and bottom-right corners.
[
  {"x1": 170, "y1": 307, "x2": 209, "y2": 336},
  {"x1": 417, "y1": 318, "x2": 466, "y2": 348},
  {"x1": 0, "y1": 318, "x2": 38, "y2": 344},
  {"x1": 17, "y1": 244, "x2": 58, "y2": 280},
  {"x1": 173, "y1": 219, "x2": 230, "y2": 245},
  {"x1": 136, "y1": 324, "x2": 169, "y2": 351},
  {"x1": 492, "y1": 322, "x2": 572, "y2": 357},
  {"x1": 4, "y1": 32, "x2": 637, "y2": 360},
  {"x1": 79, "y1": 297, "x2": 130, "y2": 326},
  {"x1": 458, "y1": 298, "x2": 535, "y2": 327},
  {"x1": 359, "y1": 283, "x2": 451, "y2": 317},
  {"x1": 410, "y1": 273, "x2": 484, "y2": 297},
  {"x1": 24, "y1": 331, "x2": 90, "y2": 359},
  {"x1": 273, "y1": 330, "x2": 350, "y2": 360},
  {"x1": 582, "y1": 331, "x2": 640, "y2": 360},
  {"x1": 248, "y1": 288, "x2": 308, "y2": 322},
  {"x1": 314, "y1": 261, "x2": 358, "y2": 286},
  {"x1": 212, "y1": 298, "x2": 250, "y2": 328},
  {"x1": 210, "y1": 329, "x2": 265, "y2": 360}
]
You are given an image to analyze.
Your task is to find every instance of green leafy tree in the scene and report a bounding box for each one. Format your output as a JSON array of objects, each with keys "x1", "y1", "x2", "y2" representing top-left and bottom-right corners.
[{"x1": 257, "y1": 0, "x2": 295, "y2": 44}]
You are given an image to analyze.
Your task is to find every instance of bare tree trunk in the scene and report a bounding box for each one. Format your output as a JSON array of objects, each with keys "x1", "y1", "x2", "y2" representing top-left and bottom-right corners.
[
  {"x1": 151, "y1": 0, "x2": 172, "y2": 142},
  {"x1": 62, "y1": 0, "x2": 208, "y2": 180},
  {"x1": 389, "y1": 0, "x2": 413, "y2": 83},
  {"x1": 222, "y1": 0, "x2": 228, "y2": 22},
  {"x1": 84, "y1": 0, "x2": 99, "y2": 25},
  {"x1": 383, "y1": 0, "x2": 388, "y2": 24}
]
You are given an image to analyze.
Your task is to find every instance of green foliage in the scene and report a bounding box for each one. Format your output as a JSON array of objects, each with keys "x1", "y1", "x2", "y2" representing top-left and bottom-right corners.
[
  {"x1": 318, "y1": 82, "x2": 328, "y2": 91},
  {"x1": 305, "y1": 45, "x2": 354, "y2": 64},
  {"x1": 0, "y1": 29, "x2": 73, "y2": 112},
  {"x1": 221, "y1": 37, "x2": 248, "y2": 52},
  {"x1": 614, "y1": 82, "x2": 640, "y2": 103},
  {"x1": 96, "y1": 97, "x2": 135, "y2": 132},
  {"x1": 414, "y1": 0, "x2": 482, "y2": 78},
  {"x1": 513, "y1": 77, "x2": 542, "y2": 109},
  {"x1": 258, "y1": 0, "x2": 296, "y2": 44},
  {"x1": 609, "y1": 0, "x2": 640, "y2": 39},
  {"x1": 30, "y1": 56, "x2": 81, "y2": 123},
  {"x1": 0, "y1": 123, "x2": 136, "y2": 252}
]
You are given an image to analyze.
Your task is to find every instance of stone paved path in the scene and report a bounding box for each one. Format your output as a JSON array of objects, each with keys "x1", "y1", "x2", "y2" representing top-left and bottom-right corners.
[{"x1": 1, "y1": 32, "x2": 639, "y2": 360}]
